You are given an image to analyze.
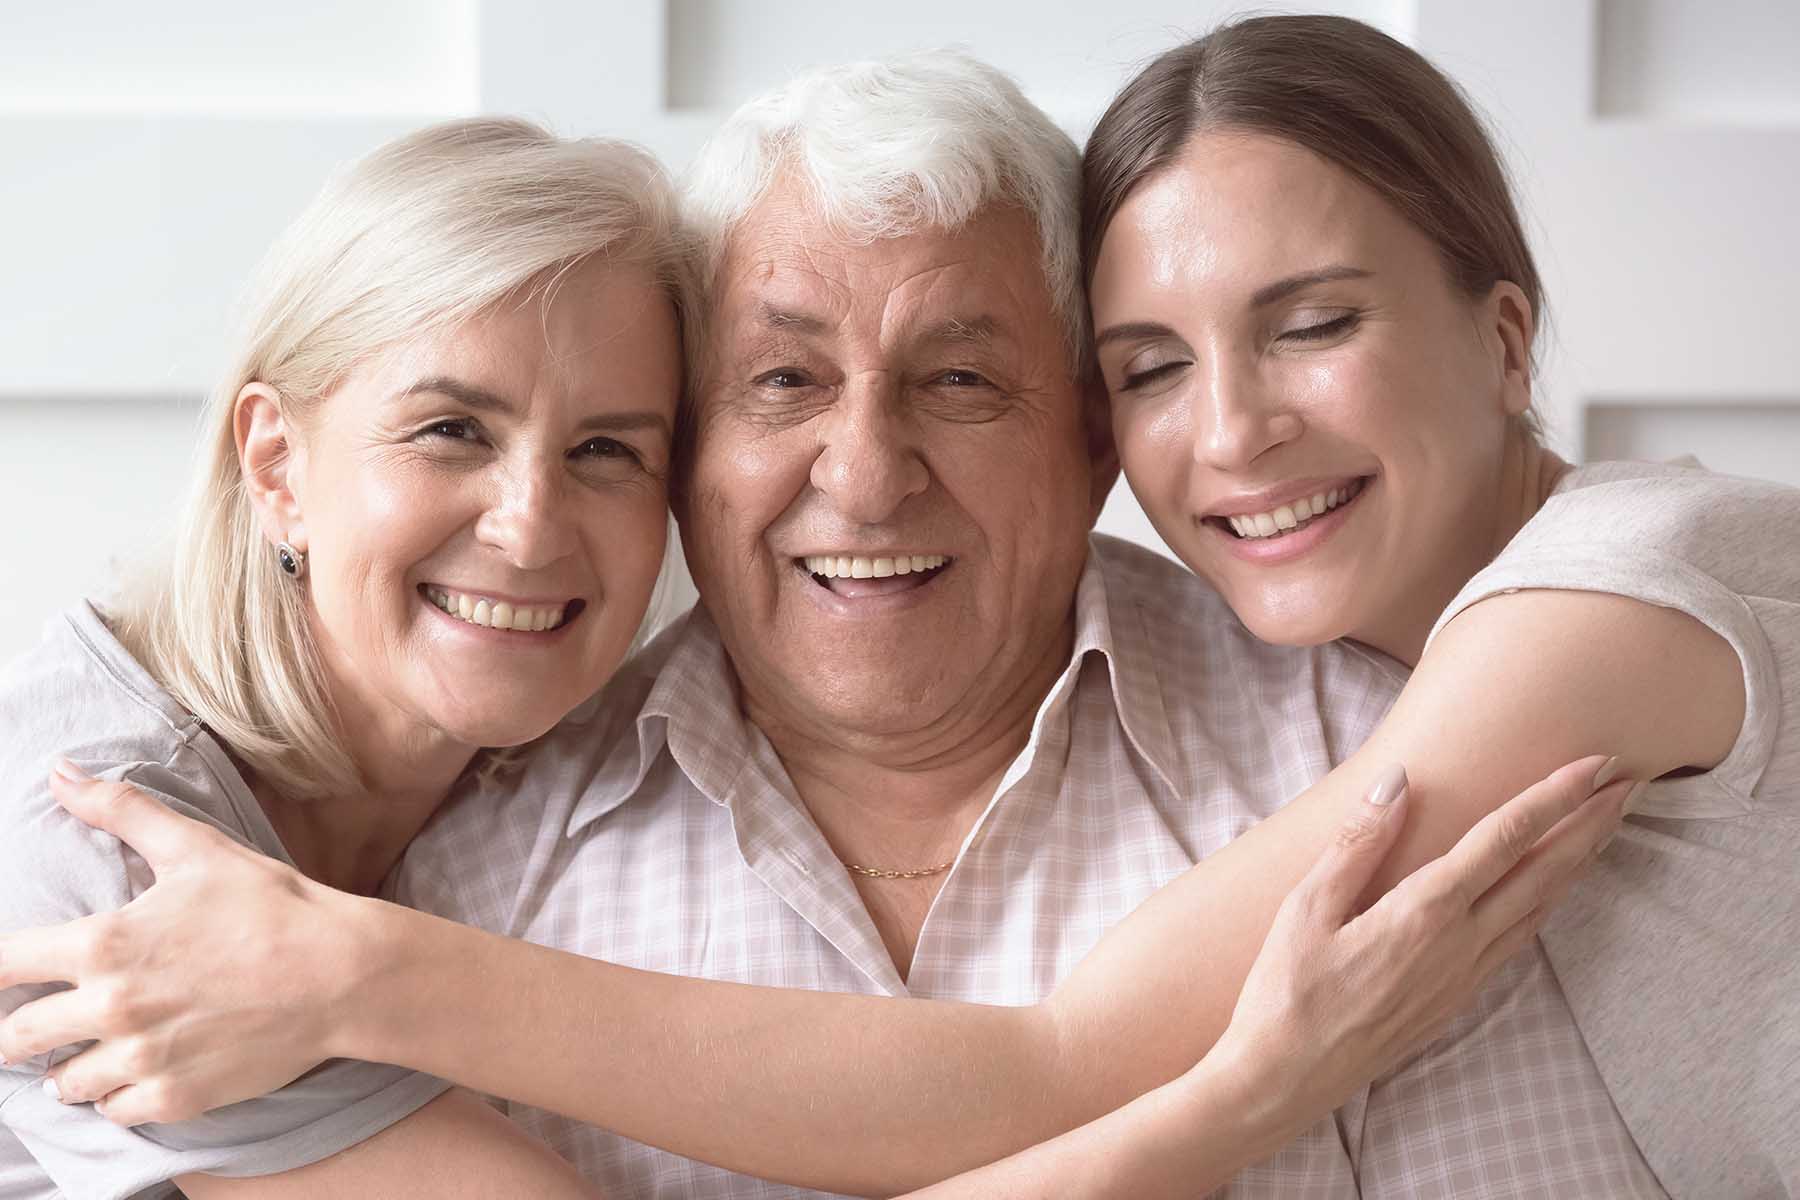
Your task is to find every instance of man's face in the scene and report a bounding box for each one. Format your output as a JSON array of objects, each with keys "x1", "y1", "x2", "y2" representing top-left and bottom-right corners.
[{"x1": 680, "y1": 182, "x2": 1102, "y2": 747}]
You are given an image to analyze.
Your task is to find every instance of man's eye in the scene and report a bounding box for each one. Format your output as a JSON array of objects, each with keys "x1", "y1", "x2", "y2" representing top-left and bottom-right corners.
[
  {"x1": 935, "y1": 369, "x2": 990, "y2": 388},
  {"x1": 754, "y1": 369, "x2": 813, "y2": 389}
]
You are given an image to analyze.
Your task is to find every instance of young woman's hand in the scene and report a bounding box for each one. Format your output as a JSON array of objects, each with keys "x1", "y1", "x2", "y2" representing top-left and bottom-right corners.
[
  {"x1": 1201, "y1": 755, "x2": 1634, "y2": 1146},
  {"x1": 904, "y1": 756, "x2": 1633, "y2": 1200},
  {"x1": 0, "y1": 760, "x2": 389, "y2": 1124}
]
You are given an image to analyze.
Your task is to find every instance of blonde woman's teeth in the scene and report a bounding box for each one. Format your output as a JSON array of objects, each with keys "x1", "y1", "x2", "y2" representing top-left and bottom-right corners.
[
  {"x1": 803, "y1": 554, "x2": 949, "y2": 579},
  {"x1": 1227, "y1": 481, "x2": 1363, "y2": 540},
  {"x1": 427, "y1": 588, "x2": 565, "y2": 631}
]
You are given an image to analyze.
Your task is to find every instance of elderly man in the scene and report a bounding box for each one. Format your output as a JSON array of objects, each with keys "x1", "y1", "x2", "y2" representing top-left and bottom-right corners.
[{"x1": 375, "y1": 53, "x2": 1658, "y2": 1197}]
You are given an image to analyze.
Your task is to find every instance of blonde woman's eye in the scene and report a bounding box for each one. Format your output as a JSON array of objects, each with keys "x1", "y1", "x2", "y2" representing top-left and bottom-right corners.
[
  {"x1": 420, "y1": 418, "x2": 481, "y2": 442},
  {"x1": 575, "y1": 437, "x2": 640, "y2": 464}
]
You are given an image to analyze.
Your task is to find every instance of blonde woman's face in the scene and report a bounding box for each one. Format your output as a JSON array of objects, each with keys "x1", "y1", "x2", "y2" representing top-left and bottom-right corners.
[{"x1": 286, "y1": 258, "x2": 678, "y2": 753}]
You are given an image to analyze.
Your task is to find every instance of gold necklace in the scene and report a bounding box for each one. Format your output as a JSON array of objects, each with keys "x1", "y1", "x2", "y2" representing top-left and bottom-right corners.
[{"x1": 842, "y1": 858, "x2": 956, "y2": 881}]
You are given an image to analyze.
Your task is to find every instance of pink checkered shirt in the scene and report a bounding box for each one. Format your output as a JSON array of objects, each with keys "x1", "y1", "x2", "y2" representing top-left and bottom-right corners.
[{"x1": 395, "y1": 535, "x2": 1665, "y2": 1199}]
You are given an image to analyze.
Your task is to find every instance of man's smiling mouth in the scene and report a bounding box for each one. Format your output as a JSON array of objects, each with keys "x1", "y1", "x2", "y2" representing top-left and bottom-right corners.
[{"x1": 798, "y1": 554, "x2": 953, "y2": 598}]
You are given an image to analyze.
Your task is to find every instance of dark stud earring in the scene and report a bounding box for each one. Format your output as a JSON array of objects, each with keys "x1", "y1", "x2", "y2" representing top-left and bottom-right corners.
[{"x1": 276, "y1": 542, "x2": 307, "y2": 580}]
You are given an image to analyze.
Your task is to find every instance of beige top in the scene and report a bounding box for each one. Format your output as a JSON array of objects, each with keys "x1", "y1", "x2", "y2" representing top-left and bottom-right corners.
[{"x1": 1430, "y1": 460, "x2": 1800, "y2": 1198}]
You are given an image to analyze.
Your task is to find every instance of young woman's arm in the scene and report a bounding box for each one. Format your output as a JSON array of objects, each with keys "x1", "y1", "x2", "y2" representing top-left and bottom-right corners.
[
  {"x1": 0, "y1": 748, "x2": 1622, "y2": 1195},
  {"x1": 1043, "y1": 588, "x2": 1742, "y2": 1102}
]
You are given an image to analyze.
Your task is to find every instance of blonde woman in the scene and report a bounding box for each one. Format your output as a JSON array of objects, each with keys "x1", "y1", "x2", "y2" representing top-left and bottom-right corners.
[{"x1": 0, "y1": 117, "x2": 686, "y2": 1197}]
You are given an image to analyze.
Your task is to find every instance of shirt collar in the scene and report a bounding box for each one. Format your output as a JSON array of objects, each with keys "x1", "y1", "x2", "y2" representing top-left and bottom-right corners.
[
  {"x1": 1064, "y1": 536, "x2": 1182, "y2": 793},
  {"x1": 564, "y1": 535, "x2": 1184, "y2": 836},
  {"x1": 562, "y1": 606, "x2": 744, "y2": 836}
]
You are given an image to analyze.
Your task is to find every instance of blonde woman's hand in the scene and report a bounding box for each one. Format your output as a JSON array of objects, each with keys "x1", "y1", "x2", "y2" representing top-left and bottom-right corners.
[
  {"x1": 0, "y1": 761, "x2": 388, "y2": 1124},
  {"x1": 1199, "y1": 756, "x2": 1633, "y2": 1145}
]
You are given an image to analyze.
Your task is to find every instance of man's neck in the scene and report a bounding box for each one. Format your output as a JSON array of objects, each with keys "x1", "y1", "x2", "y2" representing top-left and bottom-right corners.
[
  {"x1": 743, "y1": 614, "x2": 1076, "y2": 977},
  {"x1": 751, "y1": 613, "x2": 1073, "y2": 854}
]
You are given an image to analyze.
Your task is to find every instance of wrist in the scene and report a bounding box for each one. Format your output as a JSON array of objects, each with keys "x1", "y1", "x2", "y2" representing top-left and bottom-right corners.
[
  {"x1": 321, "y1": 889, "x2": 428, "y2": 1064},
  {"x1": 1177, "y1": 1032, "x2": 1310, "y2": 1165}
]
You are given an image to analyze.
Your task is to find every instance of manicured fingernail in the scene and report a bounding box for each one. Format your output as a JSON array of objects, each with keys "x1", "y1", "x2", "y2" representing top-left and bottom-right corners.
[
  {"x1": 1366, "y1": 763, "x2": 1408, "y2": 806},
  {"x1": 1591, "y1": 756, "x2": 1623, "y2": 790},
  {"x1": 1623, "y1": 780, "x2": 1649, "y2": 816},
  {"x1": 53, "y1": 757, "x2": 95, "y2": 782},
  {"x1": 42, "y1": 1076, "x2": 61, "y2": 1102}
]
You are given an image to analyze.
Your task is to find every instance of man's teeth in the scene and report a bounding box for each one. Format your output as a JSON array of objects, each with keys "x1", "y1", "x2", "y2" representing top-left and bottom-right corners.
[
  {"x1": 803, "y1": 554, "x2": 949, "y2": 580},
  {"x1": 427, "y1": 588, "x2": 566, "y2": 632},
  {"x1": 1227, "y1": 481, "x2": 1363, "y2": 540}
]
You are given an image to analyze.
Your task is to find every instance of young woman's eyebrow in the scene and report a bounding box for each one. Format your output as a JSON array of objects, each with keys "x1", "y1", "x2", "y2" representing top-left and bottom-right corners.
[
  {"x1": 1250, "y1": 265, "x2": 1373, "y2": 308},
  {"x1": 1094, "y1": 320, "x2": 1177, "y2": 351}
]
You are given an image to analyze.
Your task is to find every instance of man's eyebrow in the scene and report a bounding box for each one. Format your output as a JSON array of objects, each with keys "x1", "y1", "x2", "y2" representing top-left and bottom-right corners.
[
  {"x1": 1250, "y1": 265, "x2": 1373, "y2": 307},
  {"x1": 918, "y1": 315, "x2": 1003, "y2": 346},
  {"x1": 397, "y1": 376, "x2": 516, "y2": 414},
  {"x1": 756, "y1": 304, "x2": 830, "y2": 334},
  {"x1": 1094, "y1": 320, "x2": 1176, "y2": 351}
]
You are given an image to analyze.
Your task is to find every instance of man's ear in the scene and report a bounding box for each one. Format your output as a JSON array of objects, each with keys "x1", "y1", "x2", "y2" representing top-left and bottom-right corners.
[
  {"x1": 234, "y1": 382, "x2": 307, "y2": 552},
  {"x1": 1082, "y1": 371, "x2": 1121, "y2": 527},
  {"x1": 1485, "y1": 282, "x2": 1535, "y2": 418}
]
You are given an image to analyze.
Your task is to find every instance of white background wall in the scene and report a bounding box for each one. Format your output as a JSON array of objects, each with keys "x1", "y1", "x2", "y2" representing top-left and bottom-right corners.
[{"x1": 3, "y1": 0, "x2": 1797, "y2": 664}]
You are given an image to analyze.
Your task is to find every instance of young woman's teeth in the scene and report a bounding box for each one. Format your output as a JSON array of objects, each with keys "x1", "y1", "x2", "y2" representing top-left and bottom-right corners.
[
  {"x1": 1227, "y1": 481, "x2": 1363, "y2": 539},
  {"x1": 803, "y1": 554, "x2": 949, "y2": 579},
  {"x1": 427, "y1": 588, "x2": 566, "y2": 632}
]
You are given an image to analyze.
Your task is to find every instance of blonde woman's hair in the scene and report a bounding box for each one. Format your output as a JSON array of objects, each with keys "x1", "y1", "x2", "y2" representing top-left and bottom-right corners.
[{"x1": 114, "y1": 116, "x2": 688, "y2": 802}]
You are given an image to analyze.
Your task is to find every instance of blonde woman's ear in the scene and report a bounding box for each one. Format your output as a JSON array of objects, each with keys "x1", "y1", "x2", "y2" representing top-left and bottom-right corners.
[{"x1": 233, "y1": 382, "x2": 306, "y2": 550}]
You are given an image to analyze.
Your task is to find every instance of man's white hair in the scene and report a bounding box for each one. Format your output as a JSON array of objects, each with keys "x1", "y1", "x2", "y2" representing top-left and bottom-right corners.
[{"x1": 682, "y1": 50, "x2": 1087, "y2": 371}]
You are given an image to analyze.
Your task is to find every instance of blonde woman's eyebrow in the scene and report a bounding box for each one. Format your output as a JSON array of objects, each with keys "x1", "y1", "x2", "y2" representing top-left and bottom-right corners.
[
  {"x1": 574, "y1": 411, "x2": 673, "y2": 438},
  {"x1": 397, "y1": 375, "x2": 515, "y2": 414},
  {"x1": 397, "y1": 377, "x2": 671, "y2": 439}
]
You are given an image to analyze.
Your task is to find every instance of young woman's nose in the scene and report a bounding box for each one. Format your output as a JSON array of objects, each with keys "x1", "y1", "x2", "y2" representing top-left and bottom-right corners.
[{"x1": 1191, "y1": 359, "x2": 1304, "y2": 472}]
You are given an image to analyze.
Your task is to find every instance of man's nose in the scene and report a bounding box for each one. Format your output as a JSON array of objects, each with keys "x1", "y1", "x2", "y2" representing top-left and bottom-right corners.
[
  {"x1": 1191, "y1": 357, "x2": 1303, "y2": 472},
  {"x1": 810, "y1": 386, "x2": 929, "y2": 524},
  {"x1": 473, "y1": 460, "x2": 578, "y2": 570}
]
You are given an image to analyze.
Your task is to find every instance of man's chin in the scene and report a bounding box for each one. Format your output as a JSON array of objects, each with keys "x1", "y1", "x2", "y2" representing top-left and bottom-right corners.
[{"x1": 742, "y1": 654, "x2": 957, "y2": 737}]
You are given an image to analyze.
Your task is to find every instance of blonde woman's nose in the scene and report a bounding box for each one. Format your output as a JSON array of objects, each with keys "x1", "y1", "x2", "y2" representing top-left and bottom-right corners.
[{"x1": 474, "y1": 463, "x2": 577, "y2": 569}]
